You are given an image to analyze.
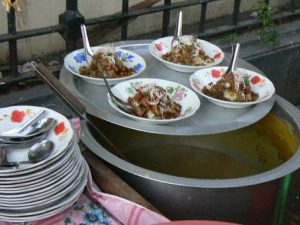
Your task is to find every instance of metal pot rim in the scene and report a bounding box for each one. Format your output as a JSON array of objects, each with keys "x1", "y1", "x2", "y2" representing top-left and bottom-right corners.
[{"x1": 81, "y1": 95, "x2": 300, "y2": 188}]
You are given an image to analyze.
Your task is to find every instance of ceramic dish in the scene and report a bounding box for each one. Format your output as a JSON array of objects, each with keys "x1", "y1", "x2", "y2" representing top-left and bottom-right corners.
[
  {"x1": 0, "y1": 160, "x2": 88, "y2": 222},
  {"x1": 0, "y1": 154, "x2": 83, "y2": 206},
  {"x1": 108, "y1": 78, "x2": 200, "y2": 124},
  {"x1": 0, "y1": 138, "x2": 75, "y2": 181},
  {"x1": 0, "y1": 149, "x2": 77, "y2": 191},
  {"x1": 0, "y1": 105, "x2": 74, "y2": 174},
  {"x1": 149, "y1": 36, "x2": 224, "y2": 73},
  {"x1": 64, "y1": 46, "x2": 146, "y2": 85},
  {"x1": 189, "y1": 66, "x2": 275, "y2": 108}
]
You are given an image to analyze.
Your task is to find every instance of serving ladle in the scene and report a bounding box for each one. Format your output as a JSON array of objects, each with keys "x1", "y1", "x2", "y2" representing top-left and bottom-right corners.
[
  {"x1": 0, "y1": 140, "x2": 54, "y2": 168},
  {"x1": 80, "y1": 24, "x2": 133, "y2": 113}
]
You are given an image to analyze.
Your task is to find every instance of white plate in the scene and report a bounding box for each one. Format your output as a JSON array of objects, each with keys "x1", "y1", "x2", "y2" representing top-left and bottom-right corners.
[
  {"x1": 0, "y1": 136, "x2": 75, "y2": 179},
  {"x1": 0, "y1": 149, "x2": 76, "y2": 192},
  {"x1": 0, "y1": 151, "x2": 84, "y2": 209},
  {"x1": 189, "y1": 66, "x2": 276, "y2": 108},
  {"x1": 0, "y1": 105, "x2": 74, "y2": 173},
  {"x1": 149, "y1": 36, "x2": 224, "y2": 73},
  {"x1": 0, "y1": 145, "x2": 79, "y2": 193},
  {"x1": 0, "y1": 160, "x2": 88, "y2": 222},
  {"x1": 108, "y1": 78, "x2": 200, "y2": 124},
  {"x1": 64, "y1": 46, "x2": 146, "y2": 85},
  {"x1": 0, "y1": 152, "x2": 82, "y2": 201}
]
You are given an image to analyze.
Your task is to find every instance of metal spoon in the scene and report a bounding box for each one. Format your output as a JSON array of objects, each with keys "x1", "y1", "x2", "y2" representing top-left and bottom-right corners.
[
  {"x1": 21, "y1": 118, "x2": 57, "y2": 137},
  {"x1": 99, "y1": 66, "x2": 133, "y2": 113},
  {"x1": 80, "y1": 24, "x2": 93, "y2": 64},
  {"x1": 171, "y1": 10, "x2": 183, "y2": 47},
  {"x1": 0, "y1": 132, "x2": 47, "y2": 148},
  {"x1": 0, "y1": 109, "x2": 46, "y2": 137},
  {"x1": 80, "y1": 24, "x2": 132, "y2": 113},
  {"x1": 0, "y1": 118, "x2": 56, "y2": 144},
  {"x1": 19, "y1": 140, "x2": 54, "y2": 164},
  {"x1": 0, "y1": 140, "x2": 54, "y2": 168},
  {"x1": 224, "y1": 43, "x2": 240, "y2": 75}
]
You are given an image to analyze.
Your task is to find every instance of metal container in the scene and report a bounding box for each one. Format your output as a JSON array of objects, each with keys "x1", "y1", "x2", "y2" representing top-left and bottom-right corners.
[{"x1": 80, "y1": 95, "x2": 300, "y2": 225}]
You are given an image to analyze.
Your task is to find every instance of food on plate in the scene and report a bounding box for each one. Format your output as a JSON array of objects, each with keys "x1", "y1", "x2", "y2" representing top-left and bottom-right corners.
[
  {"x1": 127, "y1": 84, "x2": 182, "y2": 119},
  {"x1": 162, "y1": 35, "x2": 214, "y2": 66},
  {"x1": 79, "y1": 46, "x2": 134, "y2": 78},
  {"x1": 202, "y1": 71, "x2": 259, "y2": 102}
]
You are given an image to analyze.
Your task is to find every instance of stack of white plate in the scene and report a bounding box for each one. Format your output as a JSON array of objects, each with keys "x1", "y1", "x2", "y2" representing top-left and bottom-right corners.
[{"x1": 0, "y1": 106, "x2": 88, "y2": 222}]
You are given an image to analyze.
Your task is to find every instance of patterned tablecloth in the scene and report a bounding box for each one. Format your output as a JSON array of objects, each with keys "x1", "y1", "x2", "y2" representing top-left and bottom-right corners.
[{"x1": 0, "y1": 172, "x2": 169, "y2": 225}]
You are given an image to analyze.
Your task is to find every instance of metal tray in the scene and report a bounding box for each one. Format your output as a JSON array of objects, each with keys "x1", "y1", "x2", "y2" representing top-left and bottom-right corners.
[{"x1": 60, "y1": 40, "x2": 275, "y2": 136}]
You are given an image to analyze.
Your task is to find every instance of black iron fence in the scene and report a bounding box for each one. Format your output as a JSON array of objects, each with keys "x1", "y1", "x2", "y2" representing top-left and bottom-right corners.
[{"x1": 0, "y1": 0, "x2": 299, "y2": 86}]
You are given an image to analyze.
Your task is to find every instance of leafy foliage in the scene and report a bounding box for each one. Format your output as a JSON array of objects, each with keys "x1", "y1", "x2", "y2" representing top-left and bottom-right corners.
[{"x1": 256, "y1": 0, "x2": 279, "y2": 47}]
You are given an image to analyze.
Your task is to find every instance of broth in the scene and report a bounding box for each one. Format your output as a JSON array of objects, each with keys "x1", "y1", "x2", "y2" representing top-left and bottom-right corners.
[
  {"x1": 126, "y1": 126, "x2": 284, "y2": 179},
  {"x1": 91, "y1": 113, "x2": 298, "y2": 179},
  {"x1": 126, "y1": 144, "x2": 260, "y2": 179}
]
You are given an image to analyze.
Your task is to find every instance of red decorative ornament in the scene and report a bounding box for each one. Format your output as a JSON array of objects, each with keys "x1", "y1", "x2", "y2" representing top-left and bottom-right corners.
[
  {"x1": 155, "y1": 43, "x2": 162, "y2": 51},
  {"x1": 54, "y1": 122, "x2": 65, "y2": 135},
  {"x1": 214, "y1": 52, "x2": 221, "y2": 59},
  {"x1": 251, "y1": 75, "x2": 261, "y2": 84},
  {"x1": 211, "y1": 69, "x2": 221, "y2": 78},
  {"x1": 11, "y1": 110, "x2": 25, "y2": 123}
]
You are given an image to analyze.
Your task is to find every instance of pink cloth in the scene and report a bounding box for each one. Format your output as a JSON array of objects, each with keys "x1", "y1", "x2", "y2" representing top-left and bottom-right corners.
[
  {"x1": 86, "y1": 172, "x2": 170, "y2": 225},
  {"x1": 0, "y1": 171, "x2": 169, "y2": 225}
]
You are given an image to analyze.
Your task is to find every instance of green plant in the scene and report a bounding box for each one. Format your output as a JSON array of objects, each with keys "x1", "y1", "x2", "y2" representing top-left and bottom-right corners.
[
  {"x1": 256, "y1": 0, "x2": 279, "y2": 47},
  {"x1": 224, "y1": 33, "x2": 239, "y2": 43}
]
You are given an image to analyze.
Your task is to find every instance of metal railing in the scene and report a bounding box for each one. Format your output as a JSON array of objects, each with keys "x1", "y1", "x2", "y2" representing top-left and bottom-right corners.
[{"x1": 0, "y1": 0, "x2": 299, "y2": 86}]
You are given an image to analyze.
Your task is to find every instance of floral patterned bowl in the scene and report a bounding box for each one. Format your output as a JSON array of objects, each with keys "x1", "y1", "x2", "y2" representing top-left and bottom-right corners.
[
  {"x1": 189, "y1": 66, "x2": 275, "y2": 108},
  {"x1": 149, "y1": 36, "x2": 224, "y2": 73},
  {"x1": 108, "y1": 78, "x2": 201, "y2": 124},
  {"x1": 64, "y1": 46, "x2": 146, "y2": 85}
]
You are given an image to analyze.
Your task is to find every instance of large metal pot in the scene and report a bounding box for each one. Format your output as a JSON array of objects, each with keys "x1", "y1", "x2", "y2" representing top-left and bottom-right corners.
[{"x1": 80, "y1": 95, "x2": 300, "y2": 225}]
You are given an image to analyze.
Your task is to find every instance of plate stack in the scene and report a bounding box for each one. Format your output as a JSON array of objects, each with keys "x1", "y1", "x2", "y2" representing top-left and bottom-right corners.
[{"x1": 0, "y1": 106, "x2": 88, "y2": 222}]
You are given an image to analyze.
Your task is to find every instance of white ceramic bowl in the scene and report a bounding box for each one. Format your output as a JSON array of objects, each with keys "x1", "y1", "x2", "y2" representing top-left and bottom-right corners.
[
  {"x1": 64, "y1": 46, "x2": 146, "y2": 85},
  {"x1": 108, "y1": 78, "x2": 201, "y2": 124},
  {"x1": 189, "y1": 66, "x2": 275, "y2": 108},
  {"x1": 149, "y1": 36, "x2": 224, "y2": 73}
]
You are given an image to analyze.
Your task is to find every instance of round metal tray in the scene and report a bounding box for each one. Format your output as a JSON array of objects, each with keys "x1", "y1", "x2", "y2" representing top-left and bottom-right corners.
[{"x1": 60, "y1": 40, "x2": 275, "y2": 136}]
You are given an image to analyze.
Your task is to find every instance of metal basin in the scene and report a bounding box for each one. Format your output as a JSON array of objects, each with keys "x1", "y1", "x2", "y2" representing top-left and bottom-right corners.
[{"x1": 80, "y1": 95, "x2": 300, "y2": 225}]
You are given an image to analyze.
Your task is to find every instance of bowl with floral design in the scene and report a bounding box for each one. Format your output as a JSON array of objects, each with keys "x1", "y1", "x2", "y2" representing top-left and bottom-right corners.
[
  {"x1": 64, "y1": 46, "x2": 146, "y2": 85},
  {"x1": 149, "y1": 36, "x2": 224, "y2": 73},
  {"x1": 108, "y1": 78, "x2": 201, "y2": 124},
  {"x1": 189, "y1": 66, "x2": 275, "y2": 108}
]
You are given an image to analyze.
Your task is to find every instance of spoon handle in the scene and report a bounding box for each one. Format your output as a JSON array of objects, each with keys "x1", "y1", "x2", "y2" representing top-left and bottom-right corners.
[
  {"x1": 31, "y1": 62, "x2": 86, "y2": 117},
  {"x1": 225, "y1": 43, "x2": 240, "y2": 74},
  {"x1": 174, "y1": 11, "x2": 183, "y2": 40},
  {"x1": 80, "y1": 24, "x2": 93, "y2": 64},
  {"x1": 1, "y1": 109, "x2": 46, "y2": 136},
  {"x1": 32, "y1": 62, "x2": 129, "y2": 161}
]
